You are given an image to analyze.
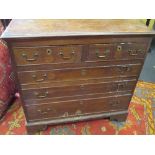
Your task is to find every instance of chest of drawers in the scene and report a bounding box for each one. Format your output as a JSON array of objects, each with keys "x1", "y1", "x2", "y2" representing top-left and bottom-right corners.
[{"x1": 2, "y1": 19, "x2": 155, "y2": 134}]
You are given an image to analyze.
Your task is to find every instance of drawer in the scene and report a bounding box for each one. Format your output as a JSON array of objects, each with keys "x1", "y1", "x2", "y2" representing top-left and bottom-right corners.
[
  {"x1": 22, "y1": 79, "x2": 137, "y2": 100},
  {"x1": 114, "y1": 42, "x2": 148, "y2": 60},
  {"x1": 25, "y1": 93, "x2": 132, "y2": 121},
  {"x1": 85, "y1": 43, "x2": 148, "y2": 62},
  {"x1": 13, "y1": 45, "x2": 82, "y2": 66},
  {"x1": 18, "y1": 64, "x2": 142, "y2": 84}
]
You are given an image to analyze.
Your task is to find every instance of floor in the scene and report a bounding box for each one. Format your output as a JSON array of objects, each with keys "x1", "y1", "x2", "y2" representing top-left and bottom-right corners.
[{"x1": 139, "y1": 38, "x2": 155, "y2": 82}]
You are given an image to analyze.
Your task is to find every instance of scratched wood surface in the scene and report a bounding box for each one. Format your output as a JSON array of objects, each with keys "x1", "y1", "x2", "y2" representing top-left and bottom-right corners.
[{"x1": 2, "y1": 19, "x2": 155, "y2": 39}]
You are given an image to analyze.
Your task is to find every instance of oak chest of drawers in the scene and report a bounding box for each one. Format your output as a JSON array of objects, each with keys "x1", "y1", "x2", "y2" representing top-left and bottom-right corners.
[{"x1": 2, "y1": 19, "x2": 155, "y2": 134}]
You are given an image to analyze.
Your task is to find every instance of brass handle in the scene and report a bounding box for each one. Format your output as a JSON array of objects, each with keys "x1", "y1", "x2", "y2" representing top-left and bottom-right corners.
[
  {"x1": 117, "y1": 65, "x2": 130, "y2": 74},
  {"x1": 59, "y1": 51, "x2": 75, "y2": 59},
  {"x1": 37, "y1": 108, "x2": 51, "y2": 115},
  {"x1": 22, "y1": 53, "x2": 39, "y2": 61},
  {"x1": 35, "y1": 91, "x2": 48, "y2": 98},
  {"x1": 128, "y1": 50, "x2": 138, "y2": 56},
  {"x1": 32, "y1": 73, "x2": 47, "y2": 82},
  {"x1": 96, "y1": 49, "x2": 110, "y2": 58}
]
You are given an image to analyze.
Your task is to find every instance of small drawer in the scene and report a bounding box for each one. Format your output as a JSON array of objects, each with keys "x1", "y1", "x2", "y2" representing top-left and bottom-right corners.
[
  {"x1": 114, "y1": 43, "x2": 148, "y2": 60},
  {"x1": 13, "y1": 45, "x2": 82, "y2": 66},
  {"x1": 18, "y1": 64, "x2": 141, "y2": 84},
  {"x1": 25, "y1": 94, "x2": 132, "y2": 121},
  {"x1": 22, "y1": 79, "x2": 137, "y2": 100},
  {"x1": 85, "y1": 42, "x2": 148, "y2": 62}
]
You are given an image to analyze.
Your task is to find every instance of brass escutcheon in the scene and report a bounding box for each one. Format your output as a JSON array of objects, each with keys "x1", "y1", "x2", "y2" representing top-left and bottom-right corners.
[
  {"x1": 46, "y1": 49, "x2": 52, "y2": 55},
  {"x1": 117, "y1": 45, "x2": 122, "y2": 52}
]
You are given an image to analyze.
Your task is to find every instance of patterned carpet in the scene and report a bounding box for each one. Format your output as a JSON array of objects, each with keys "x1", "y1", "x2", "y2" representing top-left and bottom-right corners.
[{"x1": 0, "y1": 81, "x2": 155, "y2": 135}]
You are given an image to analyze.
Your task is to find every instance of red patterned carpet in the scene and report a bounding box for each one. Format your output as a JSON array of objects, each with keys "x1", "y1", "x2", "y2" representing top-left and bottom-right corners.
[{"x1": 0, "y1": 81, "x2": 155, "y2": 135}]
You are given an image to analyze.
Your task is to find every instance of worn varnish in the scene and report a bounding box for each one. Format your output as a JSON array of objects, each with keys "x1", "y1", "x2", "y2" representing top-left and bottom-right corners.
[
  {"x1": 2, "y1": 19, "x2": 155, "y2": 134},
  {"x1": 2, "y1": 19, "x2": 155, "y2": 38}
]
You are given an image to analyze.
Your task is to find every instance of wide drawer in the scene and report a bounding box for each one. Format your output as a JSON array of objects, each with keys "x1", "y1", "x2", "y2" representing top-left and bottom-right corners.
[
  {"x1": 22, "y1": 79, "x2": 136, "y2": 100},
  {"x1": 85, "y1": 42, "x2": 148, "y2": 62},
  {"x1": 13, "y1": 45, "x2": 82, "y2": 66},
  {"x1": 25, "y1": 93, "x2": 132, "y2": 121},
  {"x1": 18, "y1": 64, "x2": 142, "y2": 84}
]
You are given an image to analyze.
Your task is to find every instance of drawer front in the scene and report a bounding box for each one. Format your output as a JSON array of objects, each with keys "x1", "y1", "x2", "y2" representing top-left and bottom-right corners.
[
  {"x1": 22, "y1": 79, "x2": 137, "y2": 100},
  {"x1": 115, "y1": 42, "x2": 148, "y2": 60},
  {"x1": 86, "y1": 43, "x2": 148, "y2": 62},
  {"x1": 13, "y1": 45, "x2": 82, "y2": 66},
  {"x1": 25, "y1": 94, "x2": 132, "y2": 121},
  {"x1": 18, "y1": 64, "x2": 142, "y2": 84}
]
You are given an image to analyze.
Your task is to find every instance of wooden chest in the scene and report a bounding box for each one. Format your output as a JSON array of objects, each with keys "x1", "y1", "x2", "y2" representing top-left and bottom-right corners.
[{"x1": 2, "y1": 19, "x2": 155, "y2": 134}]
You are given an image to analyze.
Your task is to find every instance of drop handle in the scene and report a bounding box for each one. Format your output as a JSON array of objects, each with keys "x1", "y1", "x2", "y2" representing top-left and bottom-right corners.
[
  {"x1": 128, "y1": 49, "x2": 139, "y2": 56},
  {"x1": 22, "y1": 52, "x2": 39, "y2": 61},
  {"x1": 32, "y1": 73, "x2": 47, "y2": 82},
  {"x1": 37, "y1": 108, "x2": 52, "y2": 115},
  {"x1": 96, "y1": 49, "x2": 110, "y2": 58},
  {"x1": 117, "y1": 65, "x2": 131, "y2": 74},
  {"x1": 34, "y1": 91, "x2": 49, "y2": 98},
  {"x1": 59, "y1": 51, "x2": 75, "y2": 59}
]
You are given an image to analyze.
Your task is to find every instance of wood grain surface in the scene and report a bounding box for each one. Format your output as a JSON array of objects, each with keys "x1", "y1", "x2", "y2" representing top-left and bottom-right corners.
[{"x1": 2, "y1": 19, "x2": 155, "y2": 39}]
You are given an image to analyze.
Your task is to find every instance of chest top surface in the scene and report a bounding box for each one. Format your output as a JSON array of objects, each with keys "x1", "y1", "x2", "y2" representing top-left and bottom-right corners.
[{"x1": 2, "y1": 19, "x2": 155, "y2": 39}]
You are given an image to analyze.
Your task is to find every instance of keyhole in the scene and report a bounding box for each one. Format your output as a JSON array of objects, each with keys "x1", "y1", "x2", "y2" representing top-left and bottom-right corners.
[
  {"x1": 117, "y1": 46, "x2": 122, "y2": 51},
  {"x1": 47, "y1": 49, "x2": 52, "y2": 55}
]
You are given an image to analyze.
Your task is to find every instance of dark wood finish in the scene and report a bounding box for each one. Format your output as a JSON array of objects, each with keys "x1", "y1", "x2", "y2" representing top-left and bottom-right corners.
[
  {"x1": 23, "y1": 91, "x2": 132, "y2": 105},
  {"x1": 86, "y1": 42, "x2": 148, "y2": 62},
  {"x1": 13, "y1": 45, "x2": 82, "y2": 66},
  {"x1": 21, "y1": 76, "x2": 138, "y2": 90},
  {"x1": 22, "y1": 79, "x2": 136, "y2": 100},
  {"x1": 17, "y1": 64, "x2": 142, "y2": 84},
  {"x1": 2, "y1": 19, "x2": 155, "y2": 134},
  {"x1": 25, "y1": 93, "x2": 132, "y2": 121}
]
